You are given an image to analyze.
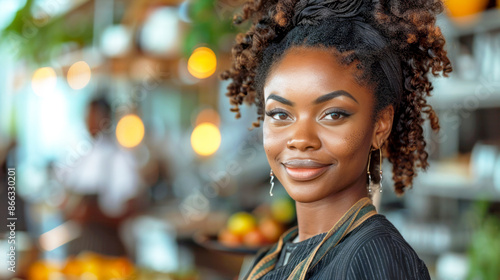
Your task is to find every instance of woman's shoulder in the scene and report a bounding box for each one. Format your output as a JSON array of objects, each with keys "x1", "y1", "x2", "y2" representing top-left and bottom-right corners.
[
  {"x1": 348, "y1": 213, "x2": 410, "y2": 245},
  {"x1": 313, "y1": 214, "x2": 431, "y2": 280}
]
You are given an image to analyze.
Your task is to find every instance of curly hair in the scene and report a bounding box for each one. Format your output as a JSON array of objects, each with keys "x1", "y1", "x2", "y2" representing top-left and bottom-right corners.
[{"x1": 220, "y1": 0, "x2": 452, "y2": 195}]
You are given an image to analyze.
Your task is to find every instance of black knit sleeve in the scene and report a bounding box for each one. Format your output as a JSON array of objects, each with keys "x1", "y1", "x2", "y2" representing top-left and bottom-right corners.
[{"x1": 346, "y1": 235, "x2": 431, "y2": 280}]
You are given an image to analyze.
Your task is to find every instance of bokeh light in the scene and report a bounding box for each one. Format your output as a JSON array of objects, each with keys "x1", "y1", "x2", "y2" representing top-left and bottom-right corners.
[
  {"x1": 444, "y1": 0, "x2": 488, "y2": 18},
  {"x1": 187, "y1": 47, "x2": 217, "y2": 79},
  {"x1": 140, "y1": 7, "x2": 180, "y2": 56},
  {"x1": 100, "y1": 25, "x2": 131, "y2": 57},
  {"x1": 116, "y1": 114, "x2": 145, "y2": 148},
  {"x1": 32, "y1": 67, "x2": 57, "y2": 97},
  {"x1": 67, "y1": 61, "x2": 91, "y2": 90},
  {"x1": 195, "y1": 108, "x2": 220, "y2": 127},
  {"x1": 191, "y1": 122, "x2": 221, "y2": 156}
]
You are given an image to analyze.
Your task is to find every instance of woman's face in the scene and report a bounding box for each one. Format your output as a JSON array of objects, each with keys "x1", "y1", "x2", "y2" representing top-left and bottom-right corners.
[{"x1": 263, "y1": 47, "x2": 381, "y2": 203}]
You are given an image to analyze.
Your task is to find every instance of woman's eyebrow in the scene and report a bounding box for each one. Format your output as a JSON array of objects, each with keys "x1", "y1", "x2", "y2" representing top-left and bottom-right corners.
[
  {"x1": 314, "y1": 90, "x2": 359, "y2": 104},
  {"x1": 266, "y1": 94, "x2": 295, "y2": 106}
]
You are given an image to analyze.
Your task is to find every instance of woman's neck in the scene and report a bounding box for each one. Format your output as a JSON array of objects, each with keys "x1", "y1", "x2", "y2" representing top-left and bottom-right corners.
[{"x1": 294, "y1": 184, "x2": 367, "y2": 242}]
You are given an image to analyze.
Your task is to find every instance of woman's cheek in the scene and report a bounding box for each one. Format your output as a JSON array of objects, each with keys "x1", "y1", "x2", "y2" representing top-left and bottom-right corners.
[
  {"x1": 262, "y1": 125, "x2": 271, "y2": 152},
  {"x1": 263, "y1": 125, "x2": 280, "y2": 160},
  {"x1": 318, "y1": 128, "x2": 351, "y2": 154},
  {"x1": 340, "y1": 130, "x2": 371, "y2": 172},
  {"x1": 336, "y1": 126, "x2": 366, "y2": 154}
]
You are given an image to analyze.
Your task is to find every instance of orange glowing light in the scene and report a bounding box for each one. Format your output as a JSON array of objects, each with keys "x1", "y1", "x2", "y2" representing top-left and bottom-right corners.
[
  {"x1": 191, "y1": 122, "x2": 221, "y2": 156},
  {"x1": 67, "y1": 61, "x2": 91, "y2": 90},
  {"x1": 187, "y1": 47, "x2": 217, "y2": 79},
  {"x1": 32, "y1": 67, "x2": 57, "y2": 97},
  {"x1": 116, "y1": 115, "x2": 145, "y2": 148},
  {"x1": 444, "y1": 0, "x2": 488, "y2": 18}
]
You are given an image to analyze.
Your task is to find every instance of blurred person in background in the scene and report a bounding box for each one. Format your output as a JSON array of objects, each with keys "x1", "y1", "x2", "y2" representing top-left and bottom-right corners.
[
  {"x1": 221, "y1": 0, "x2": 452, "y2": 279},
  {"x1": 61, "y1": 96, "x2": 145, "y2": 257}
]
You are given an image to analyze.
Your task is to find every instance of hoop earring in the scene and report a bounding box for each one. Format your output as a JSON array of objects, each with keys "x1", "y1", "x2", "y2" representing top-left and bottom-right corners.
[{"x1": 269, "y1": 169, "x2": 275, "y2": 197}]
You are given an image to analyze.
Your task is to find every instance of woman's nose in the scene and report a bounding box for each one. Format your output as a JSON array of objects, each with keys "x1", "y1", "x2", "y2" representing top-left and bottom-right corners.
[{"x1": 286, "y1": 122, "x2": 321, "y2": 151}]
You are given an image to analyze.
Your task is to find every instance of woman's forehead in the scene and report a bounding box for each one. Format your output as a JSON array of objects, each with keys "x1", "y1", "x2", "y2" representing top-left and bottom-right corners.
[{"x1": 263, "y1": 47, "x2": 373, "y2": 103}]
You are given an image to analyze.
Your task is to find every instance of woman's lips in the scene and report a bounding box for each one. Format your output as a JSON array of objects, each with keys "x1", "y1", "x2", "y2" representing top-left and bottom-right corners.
[{"x1": 282, "y1": 159, "x2": 332, "y2": 181}]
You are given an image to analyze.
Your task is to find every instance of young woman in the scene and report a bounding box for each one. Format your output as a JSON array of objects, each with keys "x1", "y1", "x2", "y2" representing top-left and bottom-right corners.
[{"x1": 221, "y1": 0, "x2": 452, "y2": 279}]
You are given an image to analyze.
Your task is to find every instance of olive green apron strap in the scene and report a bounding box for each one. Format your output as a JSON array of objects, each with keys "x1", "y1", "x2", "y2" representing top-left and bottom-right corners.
[{"x1": 287, "y1": 198, "x2": 376, "y2": 280}]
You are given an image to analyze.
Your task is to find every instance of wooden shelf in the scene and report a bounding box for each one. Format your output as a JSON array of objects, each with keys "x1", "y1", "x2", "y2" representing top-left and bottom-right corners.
[
  {"x1": 429, "y1": 78, "x2": 500, "y2": 110},
  {"x1": 412, "y1": 172, "x2": 500, "y2": 201},
  {"x1": 430, "y1": 9, "x2": 500, "y2": 110}
]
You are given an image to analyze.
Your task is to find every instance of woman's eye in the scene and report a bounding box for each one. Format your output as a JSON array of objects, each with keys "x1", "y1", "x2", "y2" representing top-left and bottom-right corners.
[
  {"x1": 273, "y1": 112, "x2": 289, "y2": 120},
  {"x1": 323, "y1": 111, "x2": 349, "y2": 120},
  {"x1": 265, "y1": 110, "x2": 291, "y2": 121}
]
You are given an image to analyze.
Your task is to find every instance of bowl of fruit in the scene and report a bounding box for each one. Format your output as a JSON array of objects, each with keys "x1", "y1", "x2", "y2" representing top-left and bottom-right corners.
[
  {"x1": 194, "y1": 197, "x2": 296, "y2": 254},
  {"x1": 27, "y1": 251, "x2": 135, "y2": 280}
]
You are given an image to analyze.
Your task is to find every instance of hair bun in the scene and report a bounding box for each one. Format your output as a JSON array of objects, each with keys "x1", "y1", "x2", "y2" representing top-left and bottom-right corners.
[{"x1": 292, "y1": 0, "x2": 365, "y2": 26}]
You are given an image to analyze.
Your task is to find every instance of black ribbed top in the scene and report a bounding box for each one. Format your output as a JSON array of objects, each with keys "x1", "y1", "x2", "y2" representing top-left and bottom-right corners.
[{"x1": 257, "y1": 214, "x2": 431, "y2": 280}]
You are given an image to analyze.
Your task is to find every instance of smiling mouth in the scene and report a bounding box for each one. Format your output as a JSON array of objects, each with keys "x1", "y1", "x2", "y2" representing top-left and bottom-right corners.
[{"x1": 282, "y1": 159, "x2": 332, "y2": 181}]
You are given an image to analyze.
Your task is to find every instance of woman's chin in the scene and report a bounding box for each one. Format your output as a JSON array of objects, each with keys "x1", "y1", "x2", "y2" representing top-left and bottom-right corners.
[{"x1": 282, "y1": 184, "x2": 328, "y2": 204}]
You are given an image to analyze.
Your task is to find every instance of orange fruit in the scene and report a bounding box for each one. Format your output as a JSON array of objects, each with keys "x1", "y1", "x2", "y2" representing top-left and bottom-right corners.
[
  {"x1": 243, "y1": 228, "x2": 267, "y2": 247},
  {"x1": 227, "y1": 212, "x2": 257, "y2": 236},
  {"x1": 76, "y1": 252, "x2": 103, "y2": 278},
  {"x1": 27, "y1": 260, "x2": 60, "y2": 280},
  {"x1": 103, "y1": 257, "x2": 135, "y2": 279},
  {"x1": 444, "y1": 0, "x2": 488, "y2": 18},
  {"x1": 218, "y1": 228, "x2": 243, "y2": 247},
  {"x1": 62, "y1": 257, "x2": 83, "y2": 276},
  {"x1": 259, "y1": 217, "x2": 284, "y2": 243}
]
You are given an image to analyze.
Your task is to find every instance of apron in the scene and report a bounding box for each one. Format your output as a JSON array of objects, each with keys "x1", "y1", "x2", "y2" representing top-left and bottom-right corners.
[{"x1": 244, "y1": 197, "x2": 377, "y2": 280}]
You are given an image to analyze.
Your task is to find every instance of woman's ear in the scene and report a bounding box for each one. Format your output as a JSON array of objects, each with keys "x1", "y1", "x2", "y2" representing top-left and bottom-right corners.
[{"x1": 371, "y1": 105, "x2": 394, "y2": 149}]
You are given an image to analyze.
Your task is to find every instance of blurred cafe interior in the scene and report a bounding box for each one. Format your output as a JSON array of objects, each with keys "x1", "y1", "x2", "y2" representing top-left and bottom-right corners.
[{"x1": 1, "y1": 0, "x2": 500, "y2": 279}]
